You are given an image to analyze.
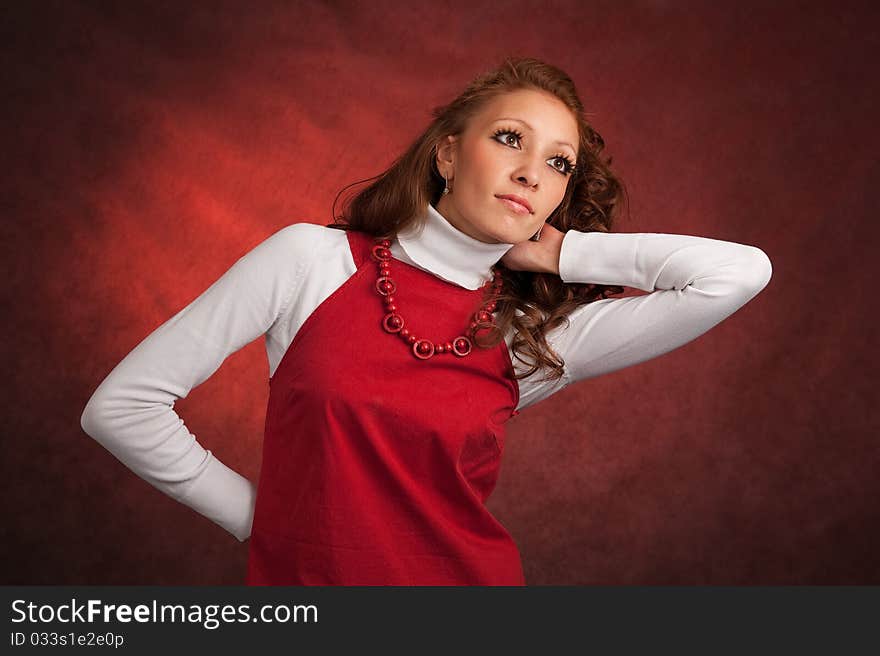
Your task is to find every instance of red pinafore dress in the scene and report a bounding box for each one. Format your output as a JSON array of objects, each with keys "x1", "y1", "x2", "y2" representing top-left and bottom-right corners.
[{"x1": 245, "y1": 229, "x2": 524, "y2": 585}]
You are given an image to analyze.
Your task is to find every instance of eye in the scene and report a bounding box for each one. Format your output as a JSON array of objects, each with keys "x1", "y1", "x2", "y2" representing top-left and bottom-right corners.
[
  {"x1": 492, "y1": 127, "x2": 524, "y2": 148},
  {"x1": 492, "y1": 127, "x2": 577, "y2": 177},
  {"x1": 550, "y1": 154, "x2": 577, "y2": 176}
]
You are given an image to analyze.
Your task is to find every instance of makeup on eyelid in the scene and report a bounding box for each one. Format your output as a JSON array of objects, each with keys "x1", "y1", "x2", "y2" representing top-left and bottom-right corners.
[{"x1": 491, "y1": 126, "x2": 577, "y2": 176}]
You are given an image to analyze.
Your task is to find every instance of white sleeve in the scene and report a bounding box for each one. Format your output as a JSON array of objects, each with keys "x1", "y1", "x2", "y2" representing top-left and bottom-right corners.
[
  {"x1": 515, "y1": 229, "x2": 773, "y2": 411},
  {"x1": 80, "y1": 222, "x2": 325, "y2": 541}
]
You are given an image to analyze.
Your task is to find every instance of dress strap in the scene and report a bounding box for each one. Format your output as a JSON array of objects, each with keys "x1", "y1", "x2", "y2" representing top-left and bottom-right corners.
[{"x1": 345, "y1": 229, "x2": 377, "y2": 270}]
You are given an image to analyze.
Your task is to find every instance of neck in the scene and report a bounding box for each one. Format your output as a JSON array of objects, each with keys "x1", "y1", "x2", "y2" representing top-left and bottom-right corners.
[{"x1": 390, "y1": 202, "x2": 515, "y2": 290}]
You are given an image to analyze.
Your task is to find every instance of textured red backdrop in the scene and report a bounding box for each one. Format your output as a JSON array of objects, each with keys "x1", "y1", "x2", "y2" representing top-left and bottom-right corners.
[{"x1": 2, "y1": 0, "x2": 877, "y2": 584}]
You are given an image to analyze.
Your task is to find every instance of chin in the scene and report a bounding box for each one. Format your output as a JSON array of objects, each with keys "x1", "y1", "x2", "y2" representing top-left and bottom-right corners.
[
  {"x1": 489, "y1": 221, "x2": 532, "y2": 244},
  {"x1": 506, "y1": 224, "x2": 538, "y2": 243},
  {"x1": 490, "y1": 228, "x2": 523, "y2": 244}
]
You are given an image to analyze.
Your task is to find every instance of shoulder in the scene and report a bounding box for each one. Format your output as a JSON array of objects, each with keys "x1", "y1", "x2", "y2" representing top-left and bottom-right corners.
[
  {"x1": 220, "y1": 223, "x2": 353, "y2": 293},
  {"x1": 277, "y1": 222, "x2": 358, "y2": 247},
  {"x1": 267, "y1": 221, "x2": 332, "y2": 251},
  {"x1": 247, "y1": 222, "x2": 353, "y2": 265}
]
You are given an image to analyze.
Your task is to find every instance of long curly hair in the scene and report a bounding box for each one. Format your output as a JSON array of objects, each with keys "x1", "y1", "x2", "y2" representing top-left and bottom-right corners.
[{"x1": 327, "y1": 56, "x2": 629, "y2": 383}]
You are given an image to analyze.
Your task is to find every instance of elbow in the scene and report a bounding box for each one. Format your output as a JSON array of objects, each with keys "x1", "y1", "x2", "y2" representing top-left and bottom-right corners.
[
  {"x1": 80, "y1": 394, "x2": 105, "y2": 441},
  {"x1": 738, "y1": 246, "x2": 773, "y2": 297},
  {"x1": 80, "y1": 372, "x2": 130, "y2": 443},
  {"x1": 80, "y1": 385, "x2": 118, "y2": 444}
]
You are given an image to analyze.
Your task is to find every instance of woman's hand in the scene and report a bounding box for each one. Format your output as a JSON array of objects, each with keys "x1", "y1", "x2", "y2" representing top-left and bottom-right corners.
[{"x1": 500, "y1": 222, "x2": 565, "y2": 275}]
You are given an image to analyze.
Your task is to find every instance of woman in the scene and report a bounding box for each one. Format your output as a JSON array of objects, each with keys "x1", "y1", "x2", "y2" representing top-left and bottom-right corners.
[{"x1": 80, "y1": 57, "x2": 772, "y2": 585}]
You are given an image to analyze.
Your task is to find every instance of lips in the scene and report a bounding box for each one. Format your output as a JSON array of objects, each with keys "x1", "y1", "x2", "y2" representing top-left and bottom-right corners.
[{"x1": 495, "y1": 194, "x2": 533, "y2": 214}]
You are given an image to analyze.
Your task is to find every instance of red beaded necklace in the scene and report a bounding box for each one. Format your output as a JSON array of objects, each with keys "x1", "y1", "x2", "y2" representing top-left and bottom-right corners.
[{"x1": 371, "y1": 238, "x2": 503, "y2": 360}]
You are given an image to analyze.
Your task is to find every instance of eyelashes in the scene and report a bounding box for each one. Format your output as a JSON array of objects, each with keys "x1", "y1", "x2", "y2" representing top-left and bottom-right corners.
[{"x1": 492, "y1": 127, "x2": 577, "y2": 176}]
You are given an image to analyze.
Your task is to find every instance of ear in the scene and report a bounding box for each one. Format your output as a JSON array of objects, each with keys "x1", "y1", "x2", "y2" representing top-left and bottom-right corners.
[{"x1": 435, "y1": 135, "x2": 458, "y2": 176}]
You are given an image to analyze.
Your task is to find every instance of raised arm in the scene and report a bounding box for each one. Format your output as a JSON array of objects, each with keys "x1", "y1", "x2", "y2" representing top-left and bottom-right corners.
[
  {"x1": 516, "y1": 229, "x2": 773, "y2": 410},
  {"x1": 80, "y1": 223, "x2": 324, "y2": 541}
]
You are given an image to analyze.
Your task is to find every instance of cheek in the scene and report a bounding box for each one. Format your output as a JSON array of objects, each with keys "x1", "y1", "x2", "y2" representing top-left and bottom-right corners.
[
  {"x1": 461, "y1": 143, "x2": 499, "y2": 184},
  {"x1": 545, "y1": 178, "x2": 568, "y2": 205}
]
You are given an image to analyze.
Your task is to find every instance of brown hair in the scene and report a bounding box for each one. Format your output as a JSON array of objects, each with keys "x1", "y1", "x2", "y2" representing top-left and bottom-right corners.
[{"x1": 327, "y1": 56, "x2": 629, "y2": 383}]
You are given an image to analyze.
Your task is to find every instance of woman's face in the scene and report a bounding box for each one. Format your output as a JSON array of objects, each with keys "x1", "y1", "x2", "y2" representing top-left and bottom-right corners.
[{"x1": 434, "y1": 88, "x2": 580, "y2": 244}]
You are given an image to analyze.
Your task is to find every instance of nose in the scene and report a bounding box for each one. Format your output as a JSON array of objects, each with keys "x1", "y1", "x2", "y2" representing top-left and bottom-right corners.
[{"x1": 513, "y1": 156, "x2": 541, "y2": 188}]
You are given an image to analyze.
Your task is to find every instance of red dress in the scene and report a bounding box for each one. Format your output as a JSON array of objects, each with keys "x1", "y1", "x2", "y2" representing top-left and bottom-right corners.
[{"x1": 245, "y1": 229, "x2": 523, "y2": 585}]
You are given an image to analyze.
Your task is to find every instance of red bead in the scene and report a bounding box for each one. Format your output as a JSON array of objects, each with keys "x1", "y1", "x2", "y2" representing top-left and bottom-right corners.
[
  {"x1": 371, "y1": 244, "x2": 392, "y2": 261},
  {"x1": 400, "y1": 328, "x2": 410, "y2": 337},
  {"x1": 436, "y1": 344, "x2": 445, "y2": 353},
  {"x1": 383, "y1": 313, "x2": 404, "y2": 332},
  {"x1": 376, "y1": 277, "x2": 396, "y2": 295},
  {"x1": 407, "y1": 335, "x2": 417, "y2": 344},
  {"x1": 452, "y1": 336, "x2": 472, "y2": 356},
  {"x1": 413, "y1": 339, "x2": 434, "y2": 360}
]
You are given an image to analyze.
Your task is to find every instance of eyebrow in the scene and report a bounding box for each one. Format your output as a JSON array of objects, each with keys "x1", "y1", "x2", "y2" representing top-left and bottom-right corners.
[{"x1": 493, "y1": 117, "x2": 576, "y2": 153}]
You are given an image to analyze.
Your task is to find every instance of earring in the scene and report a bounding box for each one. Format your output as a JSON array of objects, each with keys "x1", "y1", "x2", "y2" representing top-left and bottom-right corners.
[
  {"x1": 530, "y1": 219, "x2": 551, "y2": 242},
  {"x1": 442, "y1": 173, "x2": 451, "y2": 195}
]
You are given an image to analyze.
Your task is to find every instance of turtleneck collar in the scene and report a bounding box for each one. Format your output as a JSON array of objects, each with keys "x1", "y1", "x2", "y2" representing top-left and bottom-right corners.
[{"x1": 390, "y1": 202, "x2": 515, "y2": 290}]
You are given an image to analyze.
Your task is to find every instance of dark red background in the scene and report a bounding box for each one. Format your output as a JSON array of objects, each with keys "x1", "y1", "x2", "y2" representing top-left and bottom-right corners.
[{"x1": 2, "y1": 0, "x2": 877, "y2": 584}]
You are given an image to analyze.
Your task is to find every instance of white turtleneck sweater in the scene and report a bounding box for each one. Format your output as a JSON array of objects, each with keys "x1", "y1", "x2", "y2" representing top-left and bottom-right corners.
[{"x1": 80, "y1": 203, "x2": 773, "y2": 543}]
